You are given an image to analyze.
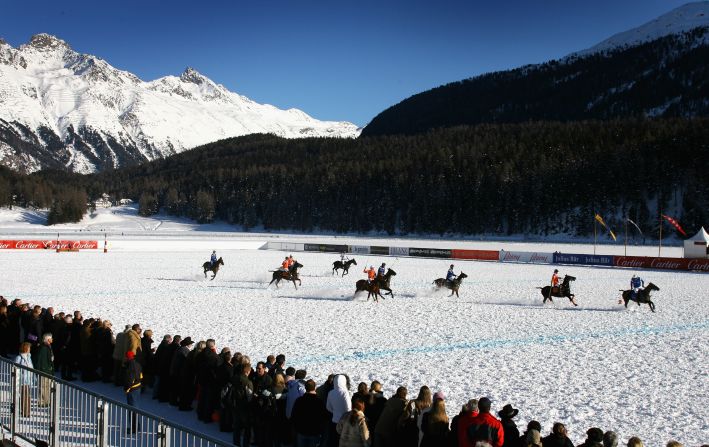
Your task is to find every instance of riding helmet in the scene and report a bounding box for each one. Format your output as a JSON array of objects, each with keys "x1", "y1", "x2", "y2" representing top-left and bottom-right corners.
[{"x1": 554, "y1": 269, "x2": 558, "y2": 273}]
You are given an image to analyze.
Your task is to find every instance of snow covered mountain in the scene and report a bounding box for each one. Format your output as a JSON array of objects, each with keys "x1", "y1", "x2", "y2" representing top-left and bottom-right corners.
[
  {"x1": 573, "y1": 1, "x2": 709, "y2": 57},
  {"x1": 0, "y1": 34, "x2": 360, "y2": 174}
]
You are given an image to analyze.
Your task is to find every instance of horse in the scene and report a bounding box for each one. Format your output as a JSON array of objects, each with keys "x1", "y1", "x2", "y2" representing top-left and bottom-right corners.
[
  {"x1": 620, "y1": 283, "x2": 660, "y2": 312},
  {"x1": 433, "y1": 272, "x2": 468, "y2": 297},
  {"x1": 538, "y1": 275, "x2": 577, "y2": 306},
  {"x1": 268, "y1": 261, "x2": 303, "y2": 289},
  {"x1": 202, "y1": 257, "x2": 224, "y2": 280},
  {"x1": 332, "y1": 258, "x2": 357, "y2": 276},
  {"x1": 355, "y1": 269, "x2": 397, "y2": 302}
]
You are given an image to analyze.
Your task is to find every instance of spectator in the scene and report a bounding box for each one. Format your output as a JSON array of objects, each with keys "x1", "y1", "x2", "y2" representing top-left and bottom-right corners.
[
  {"x1": 374, "y1": 386, "x2": 407, "y2": 447},
  {"x1": 336, "y1": 395, "x2": 370, "y2": 447},
  {"x1": 33, "y1": 333, "x2": 54, "y2": 406},
  {"x1": 523, "y1": 429, "x2": 543, "y2": 447},
  {"x1": 365, "y1": 380, "x2": 387, "y2": 434},
  {"x1": 291, "y1": 379, "x2": 329, "y2": 447},
  {"x1": 0, "y1": 303, "x2": 9, "y2": 357},
  {"x1": 178, "y1": 339, "x2": 204, "y2": 411},
  {"x1": 626, "y1": 438, "x2": 643, "y2": 447},
  {"x1": 251, "y1": 361, "x2": 274, "y2": 446},
  {"x1": 215, "y1": 348, "x2": 233, "y2": 432},
  {"x1": 157, "y1": 335, "x2": 181, "y2": 402},
  {"x1": 124, "y1": 350, "x2": 143, "y2": 434},
  {"x1": 467, "y1": 397, "x2": 504, "y2": 447},
  {"x1": 421, "y1": 392, "x2": 450, "y2": 447},
  {"x1": 140, "y1": 329, "x2": 155, "y2": 389},
  {"x1": 498, "y1": 404, "x2": 520, "y2": 447},
  {"x1": 170, "y1": 337, "x2": 194, "y2": 406},
  {"x1": 458, "y1": 399, "x2": 479, "y2": 447},
  {"x1": 603, "y1": 431, "x2": 618, "y2": 447},
  {"x1": 326, "y1": 374, "x2": 352, "y2": 447},
  {"x1": 520, "y1": 421, "x2": 542, "y2": 445},
  {"x1": 97, "y1": 320, "x2": 115, "y2": 383},
  {"x1": 113, "y1": 325, "x2": 130, "y2": 386},
  {"x1": 13, "y1": 342, "x2": 33, "y2": 417},
  {"x1": 54, "y1": 315, "x2": 74, "y2": 380},
  {"x1": 230, "y1": 361, "x2": 254, "y2": 447},
  {"x1": 542, "y1": 422, "x2": 574, "y2": 447},
  {"x1": 196, "y1": 338, "x2": 219, "y2": 422},
  {"x1": 665, "y1": 442, "x2": 683, "y2": 447},
  {"x1": 286, "y1": 369, "x2": 307, "y2": 419},
  {"x1": 577, "y1": 428, "x2": 604, "y2": 447}
]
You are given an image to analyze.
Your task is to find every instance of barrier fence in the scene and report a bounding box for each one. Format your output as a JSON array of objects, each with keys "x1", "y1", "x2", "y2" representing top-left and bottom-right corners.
[
  {"x1": 264, "y1": 241, "x2": 709, "y2": 272},
  {"x1": 0, "y1": 356, "x2": 231, "y2": 447}
]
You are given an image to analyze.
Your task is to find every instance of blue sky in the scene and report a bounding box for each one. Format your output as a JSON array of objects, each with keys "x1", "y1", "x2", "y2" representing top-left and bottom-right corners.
[{"x1": 0, "y1": 0, "x2": 695, "y2": 127}]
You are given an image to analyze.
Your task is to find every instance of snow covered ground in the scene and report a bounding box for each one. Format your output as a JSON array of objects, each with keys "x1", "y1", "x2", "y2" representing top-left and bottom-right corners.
[{"x1": 0, "y1": 206, "x2": 706, "y2": 445}]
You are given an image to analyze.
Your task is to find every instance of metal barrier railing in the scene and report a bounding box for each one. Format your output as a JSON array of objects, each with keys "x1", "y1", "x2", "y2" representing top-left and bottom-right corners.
[{"x1": 0, "y1": 356, "x2": 231, "y2": 447}]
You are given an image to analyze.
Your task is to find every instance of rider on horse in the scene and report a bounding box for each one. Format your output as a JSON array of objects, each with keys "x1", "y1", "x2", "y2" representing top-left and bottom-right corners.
[
  {"x1": 340, "y1": 252, "x2": 349, "y2": 263},
  {"x1": 446, "y1": 264, "x2": 457, "y2": 287},
  {"x1": 377, "y1": 263, "x2": 386, "y2": 279},
  {"x1": 210, "y1": 250, "x2": 217, "y2": 268},
  {"x1": 280, "y1": 256, "x2": 290, "y2": 272},
  {"x1": 551, "y1": 269, "x2": 560, "y2": 291},
  {"x1": 364, "y1": 265, "x2": 376, "y2": 284},
  {"x1": 630, "y1": 274, "x2": 645, "y2": 300}
]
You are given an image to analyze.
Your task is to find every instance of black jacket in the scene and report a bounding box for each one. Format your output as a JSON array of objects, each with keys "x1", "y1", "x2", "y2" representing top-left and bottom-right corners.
[{"x1": 291, "y1": 393, "x2": 329, "y2": 436}]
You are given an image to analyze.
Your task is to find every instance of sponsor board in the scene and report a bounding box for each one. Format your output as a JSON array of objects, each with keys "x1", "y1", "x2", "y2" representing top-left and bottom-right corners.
[
  {"x1": 266, "y1": 242, "x2": 305, "y2": 252},
  {"x1": 409, "y1": 247, "x2": 452, "y2": 258},
  {"x1": 614, "y1": 256, "x2": 709, "y2": 272},
  {"x1": 499, "y1": 250, "x2": 554, "y2": 264},
  {"x1": 370, "y1": 246, "x2": 390, "y2": 255},
  {"x1": 389, "y1": 246, "x2": 410, "y2": 256},
  {"x1": 553, "y1": 253, "x2": 614, "y2": 266},
  {"x1": 452, "y1": 249, "x2": 499, "y2": 261},
  {"x1": 0, "y1": 240, "x2": 98, "y2": 250},
  {"x1": 303, "y1": 244, "x2": 348, "y2": 253},
  {"x1": 349, "y1": 245, "x2": 371, "y2": 255}
]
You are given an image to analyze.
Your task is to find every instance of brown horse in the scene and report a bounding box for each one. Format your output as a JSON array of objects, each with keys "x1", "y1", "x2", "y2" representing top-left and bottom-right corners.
[
  {"x1": 433, "y1": 272, "x2": 468, "y2": 297},
  {"x1": 332, "y1": 258, "x2": 357, "y2": 276},
  {"x1": 620, "y1": 283, "x2": 659, "y2": 312},
  {"x1": 202, "y1": 257, "x2": 224, "y2": 280},
  {"x1": 355, "y1": 269, "x2": 396, "y2": 302},
  {"x1": 538, "y1": 275, "x2": 577, "y2": 306},
  {"x1": 269, "y1": 261, "x2": 303, "y2": 289}
]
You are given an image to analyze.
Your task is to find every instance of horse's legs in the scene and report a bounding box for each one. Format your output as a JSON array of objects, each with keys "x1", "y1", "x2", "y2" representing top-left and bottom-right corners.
[
  {"x1": 569, "y1": 294, "x2": 578, "y2": 306},
  {"x1": 649, "y1": 301, "x2": 655, "y2": 312}
]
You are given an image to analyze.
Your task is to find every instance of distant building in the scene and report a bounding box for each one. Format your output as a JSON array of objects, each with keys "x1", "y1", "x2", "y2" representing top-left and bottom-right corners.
[{"x1": 93, "y1": 193, "x2": 112, "y2": 208}]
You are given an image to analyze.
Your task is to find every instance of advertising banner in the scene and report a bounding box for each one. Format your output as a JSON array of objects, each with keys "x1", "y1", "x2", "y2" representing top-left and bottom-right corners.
[
  {"x1": 499, "y1": 250, "x2": 554, "y2": 264},
  {"x1": 389, "y1": 246, "x2": 410, "y2": 256},
  {"x1": 303, "y1": 243, "x2": 348, "y2": 253},
  {"x1": 451, "y1": 249, "x2": 499, "y2": 261},
  {"x1": 409, "y1": 247, "x2": 452, "y2": 258},
  {"x1": 0, "y1": 240, "x2": 98, "y2": 250},
  {"x1": 370, "y1": 246, "x2": 390, "y2": 255},
  {"x1": 614, "y1": 256, "x2": 709, "y2": 272},
  {"x1": 553, "y1": 253, "x2": 614, "y2": 266},
  {"x1": 349, "y1": 245, "x2": 371, "y2": 255}
]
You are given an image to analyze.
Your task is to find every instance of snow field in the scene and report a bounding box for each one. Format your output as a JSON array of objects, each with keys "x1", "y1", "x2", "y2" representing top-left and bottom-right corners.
[{"x1": 0, "y1": 243, "x2": 707, "y2": 445}]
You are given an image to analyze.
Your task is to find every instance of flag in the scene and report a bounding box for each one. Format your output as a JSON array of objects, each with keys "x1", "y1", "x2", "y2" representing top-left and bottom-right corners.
[
  {"x1": 627, "y1": 218, "x2": 643, "y2": 235},
  {"x1": 594, "y1": 213, "x2": 617, "y2": 241},
  {"x1": 662, "y1": 214, "x2": 687, "y2": 237}
]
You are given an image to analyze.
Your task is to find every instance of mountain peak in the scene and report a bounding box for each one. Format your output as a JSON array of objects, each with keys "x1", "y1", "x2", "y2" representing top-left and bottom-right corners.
[
  {"x1": 27, "y1": 33, "x2": 71, "y2": 51},
  {"x1": 573, "y1": 1, "x2": 709, "y2": 57},
  {"x1": 180, "y1": 66, "x2": 207, "y2": 85}
]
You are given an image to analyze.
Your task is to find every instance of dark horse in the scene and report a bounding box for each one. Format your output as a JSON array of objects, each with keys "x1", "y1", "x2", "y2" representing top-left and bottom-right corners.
[
  {"x1": 620, "y1": 283, "x2": 660, "y2": 312},
  {"x1": 332, "y1": 258, "x2": 357, "y2": 276},
  {"x1": 268, "y1": 261, "x2": 303, "y2": 289},
  {"x1": 202, "y1": 257, "x2": 224, "y2": 280},
  {"x1": 539, "y1": 275, "x2": 577, "y2": 306},
  {"x1": 433, "y1": 272, "x2": 468, "y2": 297},
  {"x1": 355, "y1": 269, "x2": 397, "y2": 302}
]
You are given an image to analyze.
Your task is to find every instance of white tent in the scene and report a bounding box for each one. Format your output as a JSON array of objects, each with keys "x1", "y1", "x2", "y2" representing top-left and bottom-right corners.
[{"x1": 683, "y1": 227, "x2": 709, "y2": 258}]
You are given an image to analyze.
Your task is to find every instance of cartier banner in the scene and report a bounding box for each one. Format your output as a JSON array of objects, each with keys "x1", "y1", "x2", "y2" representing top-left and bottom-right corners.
[
  {"x1": 614, "y1": 256, "x2": 709, "y2": 272},
  {"x1": 0, "y1": 240, "x2": 98, "y2": 249}
]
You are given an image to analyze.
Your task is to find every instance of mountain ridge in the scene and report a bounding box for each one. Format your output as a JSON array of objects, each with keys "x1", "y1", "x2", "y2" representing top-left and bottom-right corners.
[{"x1": 0, "y1": 34, "x2": 360, "y2": 174}]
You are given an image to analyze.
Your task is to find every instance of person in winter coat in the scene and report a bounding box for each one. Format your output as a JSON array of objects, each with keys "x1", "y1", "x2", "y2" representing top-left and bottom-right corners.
[
  {"x1": 124, "y1": 350, "x2": 143, "y2": 434},
  {"x1": 179, "y1": 339, "x2": 204, "y2": 411},
  {"x1": 170, "y1": 337, "x2": 194, "y2": 406},
  {"x1": 140, "y1": 329, "x2": 155, "y2": 388},
  {"x1": 603, "y1": 431, "x2": 618, "y2": 447},
  {"x1": 230, "y1": 361, "x2": 255, "y2": 447},
  {"x1": 457, "y1": 399, "x2": 479, "y2": 447},
  {"x1": 498, "y1": 404, "x2": 520, "y2": 447},
  {"x1": 113, "y1": 325, "x2": 130, "y2": 386},
  {"x1": 337, "y1": 395, "x2": 370, "y2": 447},
  {"x1": 466, "y1": 397, "x2": 504, "y2": 447},
  {"x1": 150, "y1": 334, "x2": 171, "y2": 397},
  {"x1": 365, "y1": 381, "x2": 387, "y2": 434},
  {"x1": 33, "y1": 333, "x2": 54, "y2": 406},
  {"x1": 196, "y1": 339, "x2": 220, "y2": 422},
  {"x1": 541, "y1": 422, "x2": 574, "y2": 447},
  {"x1": 520, "y1": 421, "x2": 542, "y2": 446},
  {"x1": 523, "y1": 429, "x2": 543, "y2": 447},
  {"x1": 291, "y1": 379, "x2": 330, "y2": 447},
  {"x1": 286, "y1": 369, "x2": 307, "y2": 419},
  {"x1": 14, "y1": 342, "x2": 34, "y2": 417},
  {"x1": 326, "y1": 374, "x2": 352, "y2": 447},
  {"x1": 215, "y1": 348, "x2": 233, "y2": 432},
  {"x1": 420, "y1": 393, "x2": 450, "y2": 447},
  {"x1": 373, "y1": 386, "x2": 407, "y2": 447},
  {"x1": 250, "y1": 361, "x2": 274, "y2": 446},
  {"x1": 577, "y1": 428, "x2": 604, "y2": 447}
]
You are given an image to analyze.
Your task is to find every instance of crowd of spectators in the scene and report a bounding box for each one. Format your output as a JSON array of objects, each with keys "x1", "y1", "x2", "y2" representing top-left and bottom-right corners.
[{"x1": 0, "y1": 296, "x2": 700, "y2": 447}]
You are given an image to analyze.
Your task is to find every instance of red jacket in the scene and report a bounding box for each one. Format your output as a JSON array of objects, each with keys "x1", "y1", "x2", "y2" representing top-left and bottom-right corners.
[
  {"x1": 551, "y1": 272, "x2": 560, "y2": 286},
  {"x1": 364, "y1": 268, "x2": 376, "y2": 280},
  {"x1": 457, "y1": 410, "x2": 479, "y2": 447},
  {"x1": 466, "y1": 412, "x2": 504, "y2": 447}
]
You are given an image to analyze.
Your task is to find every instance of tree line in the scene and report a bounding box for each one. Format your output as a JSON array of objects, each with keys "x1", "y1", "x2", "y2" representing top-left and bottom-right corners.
[{"x1": 0, "y1": 118, "x2": 707, "y2": 238}]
